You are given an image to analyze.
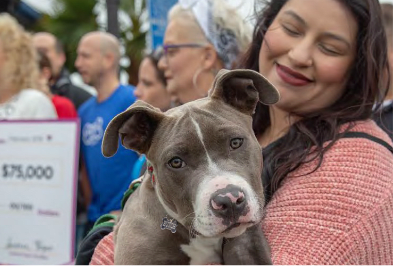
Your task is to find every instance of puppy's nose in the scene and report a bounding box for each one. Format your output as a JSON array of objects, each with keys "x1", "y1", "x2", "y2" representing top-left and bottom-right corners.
[{"x1": 210, "y1": 186, "x2": 247, "y2": 219}]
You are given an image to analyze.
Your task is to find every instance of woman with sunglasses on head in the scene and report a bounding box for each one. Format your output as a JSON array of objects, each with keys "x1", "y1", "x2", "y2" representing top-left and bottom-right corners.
[
  {"x1": 130, "y1": 48, "x2": 172, "y2": 182},
  {"x1": 134, "y1": 48, "x2": 172, "y2": 112},
  {"x1": 157, "y1": 0, "x2": 252, "y2": 105}
]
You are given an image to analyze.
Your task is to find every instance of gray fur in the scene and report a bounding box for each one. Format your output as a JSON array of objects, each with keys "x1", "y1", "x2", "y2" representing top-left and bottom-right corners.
[{"x1": 102, "y1": 69, "x2": 279, "y2": 264}]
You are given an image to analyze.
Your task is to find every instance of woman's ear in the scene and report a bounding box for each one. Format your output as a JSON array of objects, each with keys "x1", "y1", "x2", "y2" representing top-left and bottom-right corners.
[{"x1": 202, "y1": 45, "x2": 219, "y2": 70}]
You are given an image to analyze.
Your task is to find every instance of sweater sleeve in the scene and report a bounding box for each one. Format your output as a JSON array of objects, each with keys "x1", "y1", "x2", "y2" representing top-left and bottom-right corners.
[
  {"x1": 262, "y1": 132, "x2": 393, "y2": 264},
  {"x1": 90, "y1": 232, "x2": 115, "y2": 265}
]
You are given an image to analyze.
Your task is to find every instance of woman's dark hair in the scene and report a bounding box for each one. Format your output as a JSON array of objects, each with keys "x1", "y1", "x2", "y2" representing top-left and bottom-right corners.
[
  {"x1": 36, "y1": 49, "x2": 53, "y2": 82},
  {"x1": 241, "y1": 0, "x2": 390, "y2": 200},
  {"x1": 145, "y1": 47, "x2": 167, "y2": 86},
  {"x1": 37, "y1": 49, "x2": 52, "y2": 71}
]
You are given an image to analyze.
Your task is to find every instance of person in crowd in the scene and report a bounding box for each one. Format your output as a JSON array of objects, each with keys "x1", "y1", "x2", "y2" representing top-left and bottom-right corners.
[
  {"x1": 373, "y1": 3, "x2": 393, "y2": 141},
  {"x1": 134, "y1": 48, "x2": 171, "y2": 112},
  {"x1": 33, "y1": 32, "x2": 92, "y2": 109},
  {"x1": 0, "y1": 13, "x2": 57, "y2": 120},
  {"x1": 75, "y1": 31, "x2": 139, "y2": 232},
  {"x1": 84, "y1": 0, "x2": 253, "y2": 264},
  {"x1": 37, "y1": 49, "x2": 77, "y2": 119},
  {"x1": 90, "y1": 0, "x2": 393, "y2": 264},
  {"x1": 158, "y1": 0, "x2": 252, "y2": 105},
  {"x1": 131, "y1": 48, "x2": 172, "y2": 181}
]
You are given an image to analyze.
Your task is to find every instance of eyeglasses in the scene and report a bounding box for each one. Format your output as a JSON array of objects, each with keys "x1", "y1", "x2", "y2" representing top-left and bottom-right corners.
[
  {"x1": 162, "y1": 43, "x2": 207, "y2": 62},
  {"x1": 163, "y1": 43, "x2": 207, "y2": 50}
]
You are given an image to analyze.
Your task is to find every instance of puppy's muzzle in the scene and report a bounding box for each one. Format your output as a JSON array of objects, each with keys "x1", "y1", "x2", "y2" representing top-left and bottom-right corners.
[{"x1": 210, "y1": 185, "x2": 249, "y2": 225}]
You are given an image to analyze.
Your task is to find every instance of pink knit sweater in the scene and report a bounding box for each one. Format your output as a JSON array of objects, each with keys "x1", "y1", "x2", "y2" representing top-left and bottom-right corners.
[{"x1": 90, "y1": 120, "x2": 393, "y2": 265}]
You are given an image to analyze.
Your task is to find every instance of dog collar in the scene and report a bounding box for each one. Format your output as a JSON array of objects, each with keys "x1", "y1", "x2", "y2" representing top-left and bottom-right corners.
[
  {"x1": 147, "y1": 163, "x2": 181, "y2": 234},
  {"x1": 121, "y1": 178, "x2": 141, "y2": 210},
  {"x1": 120, "y1": 161, "x2": 154, "y2": 210},
  {"x1": 126, "y1": 162, "x2": 181, "y2": 234},
  {"x1": 147, "y1": 163, "x2": 156, "y2": 185}
]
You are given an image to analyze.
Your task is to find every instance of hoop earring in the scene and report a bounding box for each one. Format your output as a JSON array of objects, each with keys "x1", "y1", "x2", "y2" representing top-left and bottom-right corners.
[
  {"x1": 192, "y1": 67, "x2": 205, "y2": 97},
  {"x1": 192, "y1": 67, "x2": 202, "y2": 90}
]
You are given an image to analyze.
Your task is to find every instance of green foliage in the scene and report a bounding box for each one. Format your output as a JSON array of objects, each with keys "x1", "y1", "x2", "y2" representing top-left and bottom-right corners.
[{"x1": 34, "y1": 0, "x2": 99, "y2": 72}]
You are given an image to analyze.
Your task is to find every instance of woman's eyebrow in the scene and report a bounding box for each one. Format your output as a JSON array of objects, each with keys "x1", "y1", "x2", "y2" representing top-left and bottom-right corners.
[
  {"x1": 321, "y1": 32, "x2": 351, "y2": 49},
  {"x1": 141, "y1": 78, "x2": 153, "y2": 84},
  {"x1": 282, "y1": 10, "x2": 306, "y2": 26},
  {"x1": 283, "y1": 10, "x2": 352, "y2": 49}
]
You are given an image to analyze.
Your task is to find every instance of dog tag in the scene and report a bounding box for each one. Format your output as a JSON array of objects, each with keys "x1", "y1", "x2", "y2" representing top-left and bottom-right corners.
[{"x1": 160, "y1": 216, "x2": 178, "y2": 233}]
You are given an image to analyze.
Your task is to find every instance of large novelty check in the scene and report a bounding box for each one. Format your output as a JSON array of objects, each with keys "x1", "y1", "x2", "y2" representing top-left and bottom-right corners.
[{"x1": 0, "y1": 119, "x2": 80, "y2": 265}]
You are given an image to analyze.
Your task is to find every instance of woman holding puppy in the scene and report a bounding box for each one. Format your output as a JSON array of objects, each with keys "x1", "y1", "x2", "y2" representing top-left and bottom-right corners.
[
  {"x1": 86, "y1": 0, "x2": 393, "y2": 264},
  {"x1": 244, "y1": 0, "x2": 393, "y2": 263}
]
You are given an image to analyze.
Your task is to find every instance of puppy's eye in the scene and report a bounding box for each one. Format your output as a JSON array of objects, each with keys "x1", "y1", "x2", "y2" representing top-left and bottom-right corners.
[
  {"x1": 230, "y1": 138, "x2": 243, "y2": 150},
  {"x1": 168, "y1": 157, "x2": 186, "y2": 169}
]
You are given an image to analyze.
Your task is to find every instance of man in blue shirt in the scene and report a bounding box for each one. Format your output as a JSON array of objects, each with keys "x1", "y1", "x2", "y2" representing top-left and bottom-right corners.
[{"x1": 75, "y1": 31, "x2": 138, "y2": 230}]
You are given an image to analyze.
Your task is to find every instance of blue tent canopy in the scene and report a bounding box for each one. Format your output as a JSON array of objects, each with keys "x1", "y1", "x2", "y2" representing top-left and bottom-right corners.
[
  {"x1": 15, "y1": 1, "x2": 41, "y2": 22},
  {"x1": 1, "y1": 0, "x2": 42, "y2": 27}
]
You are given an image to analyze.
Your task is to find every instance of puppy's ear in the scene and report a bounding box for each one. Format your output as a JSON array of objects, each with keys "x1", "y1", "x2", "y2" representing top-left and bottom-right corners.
[
  {"x1": 210, "y1": 69, "x2": 280, "y2": 115},
  {"x1": 102, "y1": 100, "x2": 165, "y2": 157}
]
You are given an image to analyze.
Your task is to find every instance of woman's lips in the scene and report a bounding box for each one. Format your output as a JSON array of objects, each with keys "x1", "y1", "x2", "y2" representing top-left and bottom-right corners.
[{"x1": 276, "y1": 63, "x2": 312, "y2": 86}]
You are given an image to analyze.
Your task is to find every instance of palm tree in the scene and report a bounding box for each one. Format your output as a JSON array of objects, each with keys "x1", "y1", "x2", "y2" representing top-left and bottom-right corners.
[
  {"x1": 119, "y1": 0, "x2": 147, "y2": 85},
  {"x1": 106, "y1": 0, "x2": 120, "y2": 37}
]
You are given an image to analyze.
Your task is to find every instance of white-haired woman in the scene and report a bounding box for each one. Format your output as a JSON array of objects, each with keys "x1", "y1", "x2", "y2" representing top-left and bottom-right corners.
[
  {"x1": 0, "y1": 13, "x2": 57, "y2": 120},
  {"x1": 158, "y1": 0, "x2": 252, "y2": 105}
]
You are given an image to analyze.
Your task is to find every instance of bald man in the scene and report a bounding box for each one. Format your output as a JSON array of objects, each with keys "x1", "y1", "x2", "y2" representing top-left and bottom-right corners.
[
  {"x1": 33, "y1": 32, "x2": 92, "y2": 109},
  {"x1": 75, "y1": 32, "x2": 122, "y2": 101},
  {"x1": 75, "y1": 31, "x2": 138, "y2": 230}
]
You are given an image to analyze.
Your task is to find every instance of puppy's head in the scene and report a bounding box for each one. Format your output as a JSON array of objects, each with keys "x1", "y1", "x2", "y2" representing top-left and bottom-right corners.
[{"x1": 102, "y1": 69, "x2": 279, "y2": 238}]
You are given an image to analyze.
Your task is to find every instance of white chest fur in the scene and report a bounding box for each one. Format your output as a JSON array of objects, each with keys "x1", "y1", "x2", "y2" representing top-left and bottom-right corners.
[{"x1": 181, "y1": 236, "x2": 223, "y2": 265}]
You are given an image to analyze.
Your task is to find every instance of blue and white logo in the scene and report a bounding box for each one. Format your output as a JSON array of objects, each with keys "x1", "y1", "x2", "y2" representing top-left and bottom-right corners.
[{"x1": 82, "y1": 117, "x2": 104, "y2": 146}]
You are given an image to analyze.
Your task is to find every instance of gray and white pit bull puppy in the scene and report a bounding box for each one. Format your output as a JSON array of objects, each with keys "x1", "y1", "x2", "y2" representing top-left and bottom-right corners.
[{"x1": 102, "y1": 69, "x2": 280, "y2": 265}]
